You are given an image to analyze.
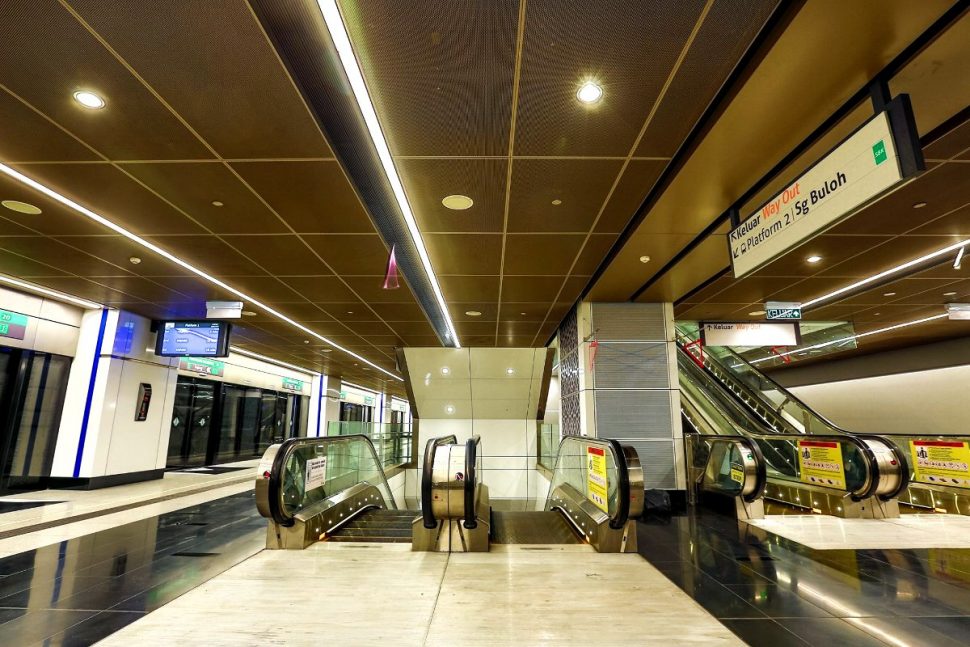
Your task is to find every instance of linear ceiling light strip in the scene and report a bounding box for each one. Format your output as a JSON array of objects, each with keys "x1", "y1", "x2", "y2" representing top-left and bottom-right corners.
[
  {"x1": 0, "y1": 272, "x2": 103, "y2": 309},
  {"x1": 0, "y1": 163, "x2": 401, "y2": 381},
  {"x1": 803, "y1": 238, "x2": 970, "y2": 309},
  {"x1": 316, "y1": 0, "x2": 461, "y2": 349},
  {"x1": 750, "y1": 313, "x2": 949, "y2": 364}
]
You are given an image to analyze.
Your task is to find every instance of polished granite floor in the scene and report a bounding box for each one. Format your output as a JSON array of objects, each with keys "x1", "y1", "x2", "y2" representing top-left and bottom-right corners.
[
  {"x1": 638, "y1": 510, "x2": 970, "y2": 646},
  {"x1": 0, "y1": 490, "x2": 264, "y2": 646}
]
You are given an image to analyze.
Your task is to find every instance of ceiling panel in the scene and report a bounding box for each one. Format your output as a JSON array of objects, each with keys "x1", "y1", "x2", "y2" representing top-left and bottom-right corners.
[
  {"x1": 279, "y1": 276, "x2": 359, "y2": 303},
  {"x1": 1, "y1": 1, "x2": 212, "y2": 160},
  {"x1": 515, "y1": 1, "x2": 705, "y2": 156},
  {"x1": 503, "y1": 235, "x2": 585, "y2": 275},
  {"x1": 220, "y1": 235, "x2": 333, "y2": 276},
  {"x1": 0, "y1": 237, "x2": 133, "y2": 277},
  {"x1": 66, "y1": 0, "x2": 334, "y2": 160},
  {"x1": 506, "y1": 159, "x2": 623, "y2": 233},
  {"x1": 425, "y1": 234, "x2": 503, "y2": 275},
  {"x1": 118, "y1": 163, "x2": 288, "y2": 234},
  {"x1": 0, "y1": 92, "x2": 98, "y2": 163},
  {"x1": 594, "y1": 159, "x2": 668, "y2": 234},
  {"x1": 397, "y1": 158, "x2": 507, "y2": 233},
  {"x1": 302, "y1": 234, "x2": 389, "y2": 276},
  {"x1": 230, "y1": 161, "x2": 376, "y2": 233}
]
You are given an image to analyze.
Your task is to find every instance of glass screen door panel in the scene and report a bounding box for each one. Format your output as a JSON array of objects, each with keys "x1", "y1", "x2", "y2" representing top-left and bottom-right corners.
[{"x1": 216, "y1": 384, "x2": 245, "y2": 463}]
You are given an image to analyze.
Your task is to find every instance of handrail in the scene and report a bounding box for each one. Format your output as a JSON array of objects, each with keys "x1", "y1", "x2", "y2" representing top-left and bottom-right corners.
[
  {"x1": 262, "y1": 434, "x2": 393, "y2": 526},
  {"x1": 688, "y1": 433, "x2": 768, "y2": 503},
  {"x1": 853, "y1": 434, "x2": 910, "y2": 500},
  {"x1": 421, "y1": 434, "x2": 457, "y2": 529},
  {"x1": 463, "y1": 436, "x2": 481, "y2": 529},
  {"x1": 548, "y1": 436, "x2": 635, "y2": 529}
]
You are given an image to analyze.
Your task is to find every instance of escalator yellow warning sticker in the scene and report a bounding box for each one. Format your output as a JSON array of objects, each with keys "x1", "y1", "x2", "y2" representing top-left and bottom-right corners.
[
  {"x1": 587, "y1": 446, "x2": 609, "y2": 513},
  {"x1": 797, "y1": 440, "x2": 846, "y2": 490},
  {"x1": 730, "y1": 464, "x2": 745, "y2": 485},
  {"x1": 910, "y1": 440, "x2": 970, "y2": 488}
]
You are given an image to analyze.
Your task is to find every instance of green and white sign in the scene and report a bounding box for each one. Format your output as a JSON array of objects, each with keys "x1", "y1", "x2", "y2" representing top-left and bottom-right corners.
[
  {"x1": 179, "y1": 357, "x2": 225, "y2": 377},
  {"x1": 765, "y1": 301, "x2": 802, "y2": 321},
  {"x1": 729, "y1": 111, "x2": 908, "y2": 278},
  {"x1": 0, "y1": 310, "x2": 28, "y2": 340},
  {"x1": 281, "y1": 377, "x2": 304, "y2": 392}
]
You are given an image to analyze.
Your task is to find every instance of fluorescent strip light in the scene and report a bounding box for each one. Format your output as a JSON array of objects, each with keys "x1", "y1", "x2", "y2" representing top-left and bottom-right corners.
[
  {"x1": 0, "y1": 272, "x2": 103, "y2": 309},
  {"x1": 750, "y1": 313, "x2": 948, "y2": 364},
  {"x1": 803, "y1": 238, "x2": 970, "y2": 308},
  {"x1": 0, "y1": 162, "x2": 402, "y2": 381},
  {"x1": 230, "y1": 346, "x2": 316, "y2": 375},
  {"x1": 342, "y1": 381, "x2": 380, "y2": 396},
  {"x1": 955, "y1": 245, "x2": 965, "y2": 270},
  {"x1": 316, "y1": 0, "x2": 461, "y2": 349}
]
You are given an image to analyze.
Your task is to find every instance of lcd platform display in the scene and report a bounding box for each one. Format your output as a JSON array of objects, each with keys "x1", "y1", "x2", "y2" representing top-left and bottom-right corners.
[{"x1": 155, "y1": 321, "x2": 231, "y2": 357}]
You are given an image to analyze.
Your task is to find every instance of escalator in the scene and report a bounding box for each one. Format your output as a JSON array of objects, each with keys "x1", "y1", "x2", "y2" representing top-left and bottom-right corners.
[
  {"x1": 255, "y1": 431, "x2": 644, "y2": 552},
  {"x1": 677, "y1": 324, "x2": 970, "y2": 514},
  {"x1": 678, "y1": 345, "x2": 906, "y2": 518},
  {"x1": 413, "y1": 433, "x2": 644, "y2": 553}
]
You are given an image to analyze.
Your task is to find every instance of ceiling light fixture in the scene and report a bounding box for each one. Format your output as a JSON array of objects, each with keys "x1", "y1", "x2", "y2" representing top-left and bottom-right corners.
[
  {"x1": 440, "y1": 366, "x2": 450, "y2": 375},
  {"x1": 241, "y1": 310, "x2": 257, "y2": 317},
  {"x1": 230, "y1": 346, "x2": 314, "y2": 374},
  {"x1": 751, "y1": 313, "x2": 949, "y2": 365},
  {"x1": 129, "y1": 256, "x2": 141, "y2": 265},
  {"x1": 944, "y1": 292, "x2": 957, "y2": 297},
  {"x1": 445, "y1": 404, "x2": 455, "y2": 415},
  {"x1": 72, "y1": 90, "x2": 105, "y2": 109},
  {"x1": 506, "y1": 367, "x2": 515, "y2": 375},
  {"x1": 802, "y1": 237, "x2": 970, "y2": 309},
  {"x1": 211, "y1": 200, "x2": 224, "y2": 207},
  {"x1": 576, "y1": 81, "x2": 603, "y2": 104},
  {"x1": 955, "y1": 246, "x2": 965, "y2": 270},
  {"x1": 1, "y1": 200, "x2": 42, "y2": 215},
  {"x1": 639, "y1": 255, "x2": 651, "y2": 264},
  {"x1": 748, "y1": 310, "x2": 765, "y2": 316},
  {"x1": 316, "y1": 0, "x2": 460, "y2": 349},
  {"x1": 883, "y1": 292, "x2": 896, "y2": 297},
  {"x1": 912, "y1": 201, "x2": 927, "y2": 209},
  {"x1": 806, "y1": 255, "x2": 822, "y2": 264},
  {"x1": 441, "y1": 194, "x2": 474, "y2": 210},
  {"x1": 551, "y1": 199, "x2": 562, "y2": 206},
  {"x1": 465, "y1": 310, "x2": 482, "y2": 317},
  {"x1": 0, "y1": 273, "x2": 102, "y2": 310},
  {"x1": 0, "y1": 162, "x2": 402, "y2": 381}
]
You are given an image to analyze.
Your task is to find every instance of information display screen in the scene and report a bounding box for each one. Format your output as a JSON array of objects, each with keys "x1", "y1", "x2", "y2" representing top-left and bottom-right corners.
[{"x1": 155, "y1": 321, "x2": 231, "y2": 357}]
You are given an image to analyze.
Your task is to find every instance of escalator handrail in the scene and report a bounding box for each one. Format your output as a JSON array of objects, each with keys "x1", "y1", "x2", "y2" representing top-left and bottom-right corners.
[
  {"x1": 688, "y1": 433, "x2": 768, "y2": 503},
  {"x1": 549, "y1": 435, "x2": 633, "y2": 529},
  {"x1": 421, "y1": 434, "x2": 458, "y2": 529},
  {"x1": 264, "y1": 433, "x2": 393, "y2": 526},
  {"x1": 463, "y1": 435, "x2": 481, "y2": 529}
]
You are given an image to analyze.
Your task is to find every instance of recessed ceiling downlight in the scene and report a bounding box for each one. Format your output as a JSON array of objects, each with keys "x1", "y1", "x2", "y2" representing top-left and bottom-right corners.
[
  {"x1": 442, "y1": 194, "x2": 474, "y2": 210},
  {"x1": 576, "y1": 81, "x2": 603, "y2": 104},
  {"x1": 1, "y1": 200, "x2": 41, "y2": 215},
  {"x1": 465, "y1": 310, "x2": 482, "y2": 317},
  {"x1": 73, "y1": 90, "x2": 105, "y2": 109},
  {"x1": 241, "y1": 310, "x2": 256, "y2": 317}
]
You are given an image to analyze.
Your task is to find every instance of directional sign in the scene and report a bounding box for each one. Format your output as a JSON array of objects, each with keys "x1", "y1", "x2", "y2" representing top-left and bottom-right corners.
[
  {"x1": 729, "y1": 99, "x2": 922, "y2": 278},
  {"x1": 765, "y1": 301, "x2": 802, "y2": 320}
]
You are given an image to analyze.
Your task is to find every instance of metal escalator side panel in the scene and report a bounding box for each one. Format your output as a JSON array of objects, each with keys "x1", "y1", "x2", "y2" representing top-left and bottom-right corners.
[{"x1": 421, "y1": 434, "x2": 457, "y2": 529}]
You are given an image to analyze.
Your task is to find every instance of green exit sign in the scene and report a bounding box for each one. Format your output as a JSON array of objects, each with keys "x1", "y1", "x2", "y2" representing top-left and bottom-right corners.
[{"x1": 765, "y1": 301, "x2": 802, "y2": 321}]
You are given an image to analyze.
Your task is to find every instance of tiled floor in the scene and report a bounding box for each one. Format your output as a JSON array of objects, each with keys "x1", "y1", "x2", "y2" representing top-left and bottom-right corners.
[
  {"x1": 0, "y1": 490, "x2": 264, "y2": 646},
  {"x1": 638, "y1": 511, "x2": 970, "y2": 646},
  {"x1": 100, "y1": 543, "x2": 742, "y2": 646},
  {"x1": 748, "y1": 514, "x2": 970, "y2": 549},
  {"x1": 0, "y1": 459, "x2": 258, "y2": 539}
]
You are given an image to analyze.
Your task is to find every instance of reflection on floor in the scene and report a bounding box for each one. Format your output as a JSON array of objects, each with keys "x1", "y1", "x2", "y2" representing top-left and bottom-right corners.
[
  {"x1": 638, "y1": 511, "x2": 970, "y2": 646},
  {"x1": 0, "y1": 459, "x2": 258, "y2": 539},
  {"x1": 99, "y1": 543, "x2": 742, "y2": 646},
  {"x1": 0, "y1": 491, "x2": 264, "y2": 646},
  {"x1": 748, "y1": 514, "x2": 970, "y2": 550}
]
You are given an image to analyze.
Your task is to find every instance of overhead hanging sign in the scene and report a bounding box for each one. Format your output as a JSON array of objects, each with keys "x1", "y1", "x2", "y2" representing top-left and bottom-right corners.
[
  {"x1": 729, "y1": 101, "x2": 921, "y2": 278},
  {"x1": 700, "y1": 322, "x2": 799, "y2": 347},
  {"x1": 797, "y1": 439, "x2": 846, "y2": 490},
  {"x1": 765, "y1": 301, "x2": 802, "y2": 321},
  {"x1": 910, "y1": 440, "x2": 970, "y2": 488}
]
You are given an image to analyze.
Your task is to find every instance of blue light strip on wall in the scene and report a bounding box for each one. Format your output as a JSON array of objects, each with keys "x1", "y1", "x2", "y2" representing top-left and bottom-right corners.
[
  {"x1": 316, "y1": 376, "x2": 324, "y2": 437},
  {"x1": 73, "y1": 308, "x2": 109, "y2": 478}
]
